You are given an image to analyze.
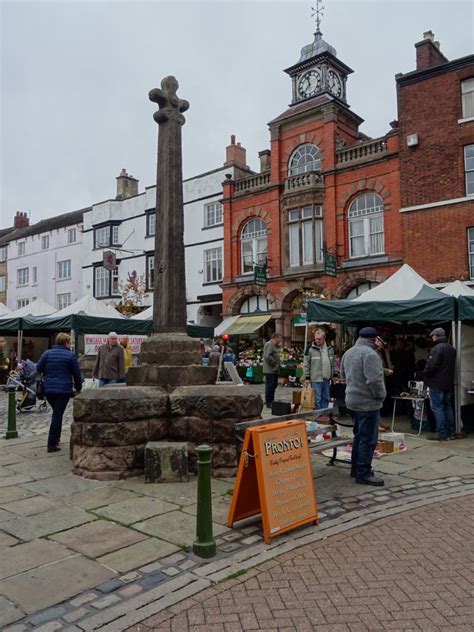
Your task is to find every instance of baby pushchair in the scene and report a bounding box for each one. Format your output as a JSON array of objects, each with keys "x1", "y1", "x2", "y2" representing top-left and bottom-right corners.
[{"x1": 6, "y1": 360, "x2": 47, "y2": 413}]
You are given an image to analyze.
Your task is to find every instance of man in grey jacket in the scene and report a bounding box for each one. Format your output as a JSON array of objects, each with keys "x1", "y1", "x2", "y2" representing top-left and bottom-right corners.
[{"x1": 341, "y1": 327, "x2": 386, "y2": 487}]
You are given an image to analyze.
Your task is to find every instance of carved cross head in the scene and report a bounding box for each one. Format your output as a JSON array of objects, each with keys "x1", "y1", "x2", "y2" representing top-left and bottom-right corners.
[{"x1": 149, "y1": 75, "x2": 189, "y2": 125}]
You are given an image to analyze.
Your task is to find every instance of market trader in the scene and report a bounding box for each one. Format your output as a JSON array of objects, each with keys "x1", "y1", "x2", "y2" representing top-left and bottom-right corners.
[
  {"x1": 303, "y1": 328, "x2": 335, "y2": 414},
  {"x1": 341, "y1": 327, "x2": 386, "y2": 487},
  {"x1": 424, "y1": 327, "x2": 456, "y2": 441},
  {"x1": 263, "y1": 333, "x2": 282, "y2": 409}
]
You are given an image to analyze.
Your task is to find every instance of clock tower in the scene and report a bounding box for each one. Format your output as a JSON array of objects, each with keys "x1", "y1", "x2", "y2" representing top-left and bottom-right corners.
[{"x1": 284, "y1": 25, "x2": 353, "y2": 106}]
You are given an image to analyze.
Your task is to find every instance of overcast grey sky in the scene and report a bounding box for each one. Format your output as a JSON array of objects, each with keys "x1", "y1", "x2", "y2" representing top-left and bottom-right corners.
[{"x1": 1, "y1": 0, "x2": 473, "y2": 228}]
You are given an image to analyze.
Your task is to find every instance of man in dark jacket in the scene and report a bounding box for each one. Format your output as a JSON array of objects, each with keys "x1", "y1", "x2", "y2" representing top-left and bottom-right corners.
[
  {"x1": 341, "y1": 327, "x2": 386, "y2": 487},
  {"x1": 93, "y1": 332, "x2": 125, "y2": 386},
  {"x1": 424, "y1": 328, "x2": 456, "y2": 441},
  {"x1": 263, "y1": 333, "x2": 282, "y2": 408}
]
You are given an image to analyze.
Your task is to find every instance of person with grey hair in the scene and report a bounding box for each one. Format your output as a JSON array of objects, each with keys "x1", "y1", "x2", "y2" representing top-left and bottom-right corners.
[
  {"x1": 424, "y1": 327, "x2": 456, "y2": 441},
  {"x1": 92, "y1": 331, "x2": 125, "y2": 387}
]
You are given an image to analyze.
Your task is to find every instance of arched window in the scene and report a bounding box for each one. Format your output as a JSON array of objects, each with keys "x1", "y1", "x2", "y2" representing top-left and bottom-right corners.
[
  {"x1": 348, "y1": 193, "x2": 384, "y2": 258},
  {"x1": 346, "y1": 282, "x2": 379, "y2": 299},
  {"x1": 241, "y1": 218, "x2": 267, "y2": 274},
  {"x1": 289, "y1": 144, "x2": 321, "y2": 176},
  {"x1": 240, "y1": 295, "x2": 269, "y2": 314}
]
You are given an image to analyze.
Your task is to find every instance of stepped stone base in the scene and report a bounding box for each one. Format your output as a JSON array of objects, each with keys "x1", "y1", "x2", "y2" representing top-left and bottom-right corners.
[
  {"x1": 71, "y1": 384, "x2": 262, "y2": 479},
  {"x1": 126, "y1": 365, "x2": 216, "y2": 389}
]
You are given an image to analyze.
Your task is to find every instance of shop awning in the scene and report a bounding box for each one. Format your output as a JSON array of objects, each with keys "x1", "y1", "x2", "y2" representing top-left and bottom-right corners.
[{"x1": 216, "y1": 313, "x2": 272, "y2": 335}]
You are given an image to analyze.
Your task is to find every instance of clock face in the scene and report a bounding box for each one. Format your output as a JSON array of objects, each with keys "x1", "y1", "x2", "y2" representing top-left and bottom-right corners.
[
  {"x1": 328, "y1": 69, "x2": 343, "y2": 98},
  {"x1": 297, "y1": 69, "x2": 322, "y2": 98}
]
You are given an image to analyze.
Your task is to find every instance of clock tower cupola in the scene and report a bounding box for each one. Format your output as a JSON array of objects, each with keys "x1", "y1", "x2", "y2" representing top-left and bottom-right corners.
[{"x1": 285, "y1": 2, "x2": 353, "y2": 106}]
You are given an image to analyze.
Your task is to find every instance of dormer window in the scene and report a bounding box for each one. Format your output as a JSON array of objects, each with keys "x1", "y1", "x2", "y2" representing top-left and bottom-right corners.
[{"x1": 289, "y1": 144, "x2": 321, "y2": 176}]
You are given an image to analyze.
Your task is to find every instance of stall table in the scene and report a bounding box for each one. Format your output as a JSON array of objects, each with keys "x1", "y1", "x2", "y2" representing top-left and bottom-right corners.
[{"x1": 391, "y1": 395, "x2": 427, "y2": 437}]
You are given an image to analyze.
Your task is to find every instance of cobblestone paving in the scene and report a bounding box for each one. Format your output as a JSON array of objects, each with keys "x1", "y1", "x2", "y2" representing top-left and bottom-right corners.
[
  {"x1": 0, "y1": 391, "x2": 74, "y2": 437},
  {"x1": 4, "y1": 476, "x2": 473, "y2": 631},
  {"x1": 134, "y1": 493, "x2": 474, "y2": 632}
]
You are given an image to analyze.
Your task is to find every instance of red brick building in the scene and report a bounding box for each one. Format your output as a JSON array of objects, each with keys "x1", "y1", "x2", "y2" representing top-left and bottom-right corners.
[
  {"x1": 221, "y1": 28, "x2": 473, "y2": 343},
  {"x1": 397, "y1": 32, "x2": 474, "y2": 283}
]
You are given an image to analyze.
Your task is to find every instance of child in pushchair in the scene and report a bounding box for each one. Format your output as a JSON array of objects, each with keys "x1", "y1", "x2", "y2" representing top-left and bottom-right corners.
[{"x1": 7, "y1": 359, "x2": 47, "y2": 412}]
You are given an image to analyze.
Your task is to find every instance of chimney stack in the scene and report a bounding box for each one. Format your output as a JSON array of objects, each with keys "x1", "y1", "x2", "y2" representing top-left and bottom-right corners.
[
  {"x1": 258, "y1": 149, "x2": 271, "y2": 172},
  {"x1": 415, "y1": 31, "x2": 448, "y2": 70},
  {"x1": 13, "y1": 211, "x2": 29, "y2": 229},
  {"x1": 224, "y1": 135, "x2": 248, "y2": 169},
  {"x1": 116, "y1": 168, "x2": 139, "y2": 200}
]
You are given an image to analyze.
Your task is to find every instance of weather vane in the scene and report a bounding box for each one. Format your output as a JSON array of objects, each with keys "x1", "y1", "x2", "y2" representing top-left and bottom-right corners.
[{"x1": 311, "y1": 0, "x2": 324, "y2": 34}]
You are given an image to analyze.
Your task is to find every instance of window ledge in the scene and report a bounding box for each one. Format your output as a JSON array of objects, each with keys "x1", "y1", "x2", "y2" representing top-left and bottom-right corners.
[
  {"x1": 202, "y1": 223, "x2": 224, "y2": 231},
  {"x1": 458, "y1": 116, "x2": 474, "y2": 124},
  {"x1": 341, "y1": 254, "x2": 388, "y2": 269},
  {"x1": 57, "y1": 277, "x2": 72, "y2": 282},
  {"x1": 145, "y1": 234, "x2": 155, "y2": 239},
  {"x1": 202, "y1": 280, "x2": 222, "y2": 286},
  {"x1": 286, "y1": 263, "x2": 324, "y2": 273}
]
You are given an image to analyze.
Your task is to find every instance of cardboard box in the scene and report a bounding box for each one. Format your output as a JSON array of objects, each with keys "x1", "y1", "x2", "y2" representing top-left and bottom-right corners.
[
  {"x1": 380, "y1": 432, "x2": 405, "y2": 452},
  {"x1": 292, "y1": 390, "x2": 302, "y2": 405}
]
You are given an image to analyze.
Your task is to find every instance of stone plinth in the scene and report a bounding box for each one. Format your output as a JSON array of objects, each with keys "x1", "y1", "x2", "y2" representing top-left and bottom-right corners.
[
  {"x1": 71, "y1": 386, "x2": 168, "y2": 480},
  {"x1": 145, "y1": 441, "x2": 188, "y2": 483},
  {"x1": 126, "y1": 333, "x2": 217, "y2": 390}
]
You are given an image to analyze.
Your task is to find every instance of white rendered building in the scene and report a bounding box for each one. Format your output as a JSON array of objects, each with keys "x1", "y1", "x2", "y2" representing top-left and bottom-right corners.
[
  {"x1": 82, "y1": 139, "x2": 251, "y2": 326},
  {"x1": 4, "y1": 209, "x2": 86, "y2": 311}
]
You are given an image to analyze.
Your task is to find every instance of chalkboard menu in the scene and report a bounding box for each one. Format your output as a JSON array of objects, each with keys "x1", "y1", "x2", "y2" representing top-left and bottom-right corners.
[{"x1": 227, "y1": 420, "x2": 318, "y2": 543}]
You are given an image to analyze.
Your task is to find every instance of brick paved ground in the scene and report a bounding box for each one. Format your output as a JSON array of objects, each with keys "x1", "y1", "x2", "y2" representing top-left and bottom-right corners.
[{"x1": 134, "y1": 496, "x2": 474, "y2": 631}]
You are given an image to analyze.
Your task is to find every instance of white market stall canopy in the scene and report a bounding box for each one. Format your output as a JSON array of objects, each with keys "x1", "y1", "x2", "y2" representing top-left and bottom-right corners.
[
  {"x1": 440, "y1": 280, "x2": 474, "y2": 298},
  {"x1": 49, "y1": 295, "x2": 125, "y2": 319},
  {"x1": 5, "y1": 298, "x2": 56, "y2": 318},
  {"x1": 353, "y1": 264, "x2": 433, "y2": 302},
  {"x1": 0, "y1": 302, "x2": 11, "y2": 316}
]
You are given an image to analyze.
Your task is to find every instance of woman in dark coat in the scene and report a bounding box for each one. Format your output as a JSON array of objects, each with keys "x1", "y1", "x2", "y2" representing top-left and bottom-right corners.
[{"x1": 37, "y1": 332, "x2": 82, "y2": 453}]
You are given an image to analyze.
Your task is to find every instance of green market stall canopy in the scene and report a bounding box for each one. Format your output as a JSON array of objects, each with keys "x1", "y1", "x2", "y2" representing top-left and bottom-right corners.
[{"x1": 306, "y1": 265, "x2": 456, "y2": 324}]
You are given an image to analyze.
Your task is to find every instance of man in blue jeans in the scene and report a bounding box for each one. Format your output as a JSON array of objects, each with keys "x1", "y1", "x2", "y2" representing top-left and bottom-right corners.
[
  {"x1": 424, "y1": 328, "x2": 456, "y2": 441},
  {"x1": 341, "y1": 327, "x2": 386, "y2": 487},
  {"x1": 303, "y1": 328, "x2": 335, "y2": 417}
]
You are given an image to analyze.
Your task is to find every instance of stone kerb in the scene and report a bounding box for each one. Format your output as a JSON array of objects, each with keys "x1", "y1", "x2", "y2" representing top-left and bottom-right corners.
[
  {"x1": 71, "y1": 386, "x2": 168, "y2": 480},
  {"x1": 169, "y1": 385, "x2": 263, "y2": 476}
]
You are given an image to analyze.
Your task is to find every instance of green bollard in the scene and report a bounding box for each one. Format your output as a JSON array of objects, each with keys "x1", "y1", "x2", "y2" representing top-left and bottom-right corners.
[
  {"x1": 6, "y1": 385, "x2": 18, "y2": 439},
  {"x1": 193, "y1": 444, "x2": 216, "y2": 559}
]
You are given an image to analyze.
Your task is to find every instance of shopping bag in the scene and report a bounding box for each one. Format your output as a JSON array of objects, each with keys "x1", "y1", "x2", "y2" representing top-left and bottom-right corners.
[
  {"x1": 300, "y1": 384, "x2": 315, "y2": 411},
  {"x1": 83, "y1": 378, "x2": 98, "y2": 390},
  {"x1": 36, "y1": 378, "x2": 45, "y2": 400}
]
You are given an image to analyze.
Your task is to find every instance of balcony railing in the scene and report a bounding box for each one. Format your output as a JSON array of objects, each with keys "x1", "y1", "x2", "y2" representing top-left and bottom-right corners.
[
  {"x1": 336, "y1": 138, "x2": 387, "y2": 166},
  {"x1": 234, "y1": 172, "x2": 271, "y2": 194},
  {"x1": 283, "y1": 172, "x2": 324, "y2": 193}
]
